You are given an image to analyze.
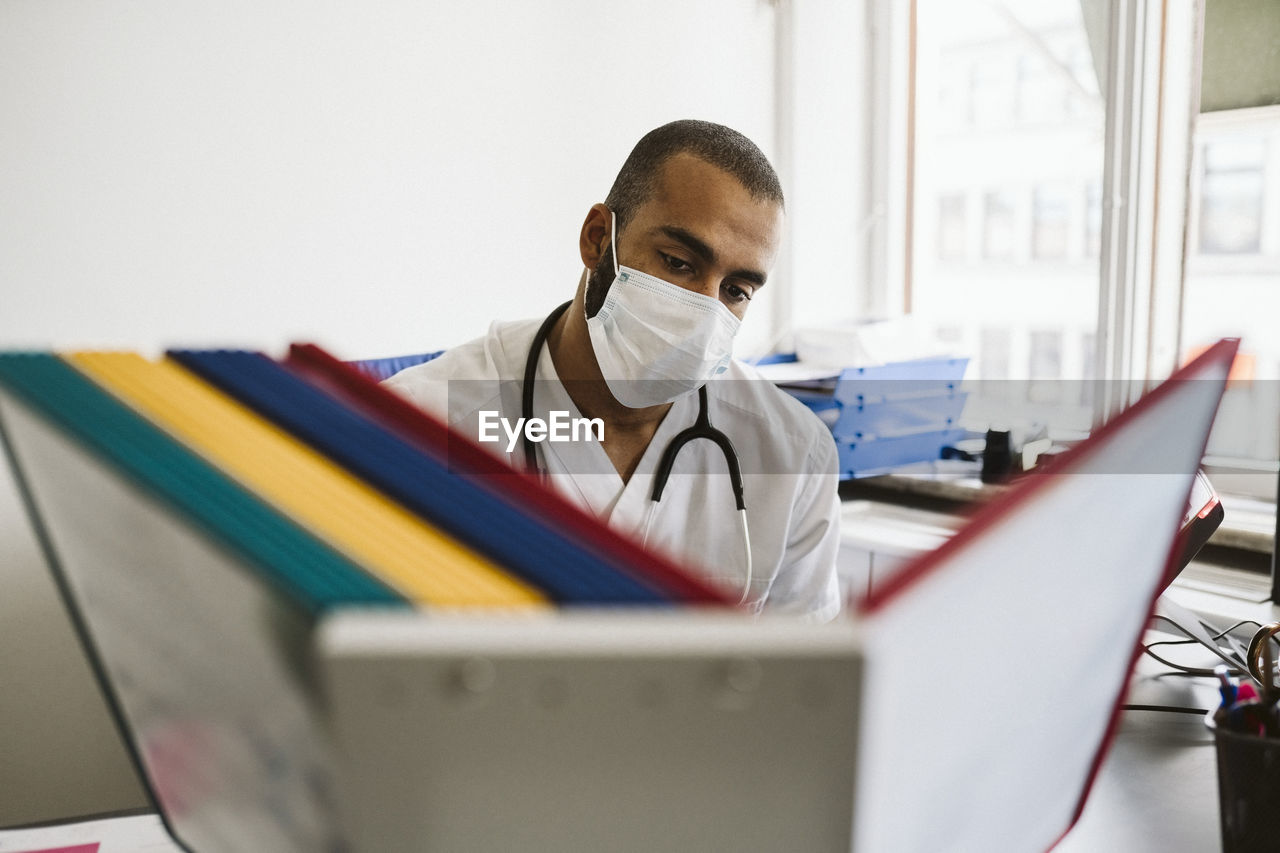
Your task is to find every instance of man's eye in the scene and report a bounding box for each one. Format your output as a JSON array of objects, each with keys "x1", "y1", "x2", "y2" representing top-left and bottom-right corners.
[
  {"x1": 723, "y1": 282, "x2": 754, "y2": 303},
  {"x1": 661, "y1": 253, "x2": 693, "y2": 273}
]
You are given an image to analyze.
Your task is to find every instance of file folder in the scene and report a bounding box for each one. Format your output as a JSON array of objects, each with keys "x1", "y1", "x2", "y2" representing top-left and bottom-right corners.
[
  {"x1": 282, "y1": 342, "x2": 733, "y2": 604},
  {"x1": 69, "y1": 352, "x2": 543, "y2": 608},
  {"x1": 0, "y1": 353, "x2": 389, "y2": 852},
  {"x1": 169, "y1": 347, "x2": 725, "y2": 604},
  {"x1": 0, "y1": 353, "x2": 402, "y2": 611}
]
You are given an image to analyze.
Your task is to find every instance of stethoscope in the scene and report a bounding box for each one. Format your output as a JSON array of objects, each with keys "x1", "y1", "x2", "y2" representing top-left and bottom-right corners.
[{"x1": 521, "y1": 300, "x2": 754, "y2": 603}]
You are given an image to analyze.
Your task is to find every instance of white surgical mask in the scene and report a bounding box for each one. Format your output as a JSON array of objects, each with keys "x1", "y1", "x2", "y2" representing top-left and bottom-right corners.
[{"x1": 586, "y1": 212, "x2": 741, "y2": 408}]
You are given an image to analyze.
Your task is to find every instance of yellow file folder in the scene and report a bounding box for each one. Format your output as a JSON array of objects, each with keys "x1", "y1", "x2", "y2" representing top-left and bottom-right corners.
[{"x1": 69, "y1": 352, "x2": 545, "y2": 608}]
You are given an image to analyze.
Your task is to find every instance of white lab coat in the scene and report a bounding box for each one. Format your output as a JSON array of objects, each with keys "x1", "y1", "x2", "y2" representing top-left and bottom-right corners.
[{"x1": 384, "y1": 315, "x2": 842, "y2": 620}]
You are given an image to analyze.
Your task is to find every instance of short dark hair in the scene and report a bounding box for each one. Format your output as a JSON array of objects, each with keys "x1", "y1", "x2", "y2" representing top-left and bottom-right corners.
[{"x1": 604, "y1": 120, "x2": 784, "y2": 231}]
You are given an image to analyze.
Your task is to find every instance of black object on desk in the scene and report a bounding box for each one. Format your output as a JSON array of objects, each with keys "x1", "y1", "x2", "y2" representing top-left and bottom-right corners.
[
  {"x1": 1207, "y1": 718, "x2": 1280, "y2": 852},
  {"x1": 980, "y1": 428, "x2": 1014, "y2": 484},
  {"x1": 1207, "y1": 629, "x2": 1280, "y2": 853}
]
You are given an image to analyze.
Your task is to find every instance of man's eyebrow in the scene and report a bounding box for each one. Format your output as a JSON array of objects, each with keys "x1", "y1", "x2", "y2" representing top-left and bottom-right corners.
[{"x1": 657, "y1": 226, "x2": 768, "y2": 287}]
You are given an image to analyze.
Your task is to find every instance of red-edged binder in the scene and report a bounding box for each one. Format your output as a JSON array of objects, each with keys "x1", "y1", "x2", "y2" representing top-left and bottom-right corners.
[
  {"x1": 852, "y1": 338, "x2": 1239, "y2": 853},
  {"x1": 284, "y1": 343, "x2": 734, "y2": 606}
]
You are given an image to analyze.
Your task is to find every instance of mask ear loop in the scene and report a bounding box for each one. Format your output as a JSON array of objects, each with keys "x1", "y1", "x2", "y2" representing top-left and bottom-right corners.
[
  {"x1": 583, "y1": 210, "x2": 622, "y2": 322},
  {"x1": 610, "y1": 210, "x2": 620, "y2": 279}
]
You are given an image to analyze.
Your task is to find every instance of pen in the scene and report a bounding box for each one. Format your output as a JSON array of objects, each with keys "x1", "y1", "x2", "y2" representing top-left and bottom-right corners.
[{"x1": 1213, "y1": 665, "x2": 1237, "y2": 726}]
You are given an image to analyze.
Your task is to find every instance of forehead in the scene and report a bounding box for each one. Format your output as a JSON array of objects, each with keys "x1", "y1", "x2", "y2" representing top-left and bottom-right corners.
[{"x1": 631, "y1": 152, "x2": 784, "y2": 264}]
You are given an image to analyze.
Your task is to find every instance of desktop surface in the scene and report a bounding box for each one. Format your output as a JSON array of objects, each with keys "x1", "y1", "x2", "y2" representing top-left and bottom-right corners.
[{"x1": 0, "y1": 632, "x2": 1232, "y2": 853}]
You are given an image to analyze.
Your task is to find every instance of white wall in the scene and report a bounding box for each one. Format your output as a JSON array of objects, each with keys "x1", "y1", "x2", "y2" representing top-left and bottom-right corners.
[
  {"x1": 0, "y1": 0, "x2": 828, "y2": 826},
  {"x1": 0, "y1": 0, "x2": 780, "y2": 358}
]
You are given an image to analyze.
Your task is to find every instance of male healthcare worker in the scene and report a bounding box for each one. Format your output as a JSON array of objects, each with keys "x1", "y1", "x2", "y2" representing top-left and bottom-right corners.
[{"x1": 386, "y1": 120, "x2": 841, "y2": 620}]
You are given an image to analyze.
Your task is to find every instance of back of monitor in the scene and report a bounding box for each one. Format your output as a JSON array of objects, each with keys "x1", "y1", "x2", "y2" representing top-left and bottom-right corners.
[{"x1": 317, "y1": 610, "x2": 862, "y2": 853}]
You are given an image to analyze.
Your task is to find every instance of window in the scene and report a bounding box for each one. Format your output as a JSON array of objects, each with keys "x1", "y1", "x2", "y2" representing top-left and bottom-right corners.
[
  {"x1": 981, "y1": 190, "x2": 1017, "y2": 260},
  {"x1": 937, "y1": 57, "x2": 969, "y2": 130},
  {"x1": 970, "y1": 58, "x2": 1013, "y2": 127},
  {"x1": 872, "y1": 0, "x2": 1274, "y2": 509},
  {"x1": 1197, "y1": 138, "x2": 1266, "y2": 254},
  {"x1": 1028, "y1": 329, "x2": 1062, "y2": 379},
  {"x1": 1031, "y1": 186, "x2": 1070, "y2": 260},
  {"x1": 1078, "y1": 331, "x2": 1096, "y2": 407},
  {"x1": 912, "y1": 0, "x2": 1103, "y2": 392},
  {"x1": 1181, "y1": 110, "x2": 1280, "y2": 490},
  {"x1": 937, "y1": 193, "x2": 968, "y2": 260},
  {"x1": 1083, "y1": 181, "x2": 1101, "y2": 258},
  {"x1": 1066, "y1": 46, "x2": 1098, "y2": 119},
  {"x1": 979, "y1": 326, "x2": 1011, "y2": 379},
  {"x1": 1015, "y1": 55, "x2": 1060, "y2": 124}
]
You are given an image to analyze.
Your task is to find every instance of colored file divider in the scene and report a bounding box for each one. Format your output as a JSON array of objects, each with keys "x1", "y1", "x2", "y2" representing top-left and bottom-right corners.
[
  {"x1": 0, "y1": 352, "x2": 404, "y2": 613},
  {"x1": 284, "y1": 343, "x2": 733, "y2": 604},
  {"x1": 69, "y1": 352, "x2": 545, "y2": 609},
  {"x1": 170, "y1": 349, "x2": 694, "y2": 605}
]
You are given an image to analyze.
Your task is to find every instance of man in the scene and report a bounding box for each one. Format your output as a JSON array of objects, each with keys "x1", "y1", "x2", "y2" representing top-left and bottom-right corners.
[{"x1": 386, "y1": 120, "x2": 841, "y2": 620}]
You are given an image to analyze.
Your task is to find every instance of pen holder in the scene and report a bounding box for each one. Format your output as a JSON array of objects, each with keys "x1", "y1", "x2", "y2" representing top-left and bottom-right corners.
[{"x1": 1206, "y1": 714, "x2": 1280, "y2": 852}]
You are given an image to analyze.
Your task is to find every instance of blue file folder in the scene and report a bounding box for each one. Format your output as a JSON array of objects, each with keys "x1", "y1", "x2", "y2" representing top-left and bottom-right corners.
[{"x1": 168, "y1": 349, "x2": 675, "y2": 605}]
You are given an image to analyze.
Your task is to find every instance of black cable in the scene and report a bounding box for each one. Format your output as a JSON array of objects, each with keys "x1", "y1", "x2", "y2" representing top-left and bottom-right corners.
[
  {"x1": 1140, "y1": 619, "x2": 1267, "y2": 676},
  {"x1": 1145, "y1": 620, "x2": 1264, "y2": 650},
  {"x1": 1140, "y1": 646, "x2": 1225, "y2": 677},
  {"x1": 1208, "y1": 619, "x2": 1264, "y2": 639},
  {"x1": 1128, "y1": 621, "x2": 1271, "y2": 715},
  {"x1": 1121, "y1": 704, "x2": 1211, "y2": 716}
]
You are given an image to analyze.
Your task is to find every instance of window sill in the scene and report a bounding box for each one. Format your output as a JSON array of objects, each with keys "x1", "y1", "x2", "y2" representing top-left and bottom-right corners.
[{"x1": 839, "y1": 461, "x2": 1276, "y2": 555}]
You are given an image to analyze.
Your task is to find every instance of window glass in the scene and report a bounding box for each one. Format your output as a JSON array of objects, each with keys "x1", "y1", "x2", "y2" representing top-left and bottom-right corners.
[
  {"x1": 1198, "y1": 138, "x2": 1266, "y2": 254},
  {"x1": 1028, "y1": 329, "x2": 1063, "y2": 379},
  {"x1": 937, "y1": 193, "x2": 968, "y2": 261},
  {"x1": 979, "y1": 327, "x2": 1011, "y2": 379},
  {"x1": 913, "y1": 0, "x2": 1103, "y2": 413},
  {"x1": 982, "y1": 190, "x2": 1018, "y2": 260},
  {"x1": 1084, "y1": 180, "x2": 1101, "y2": 258},
  {"x1": 1182, "y1": 114, "x2": 1280, "y2": 475},
  {"x1": 937, "y1": 56, "x2": 969, "y2": 131},
  {"x1": 970, "y1": 58, "x2": 1014, "y2": 127},
  {"x1": 1032, "y1": 186, "x2": 1070, "y2": 260},
  {"x1": 1016, "y1": 55, "x2": 1061, "y2": 124}
]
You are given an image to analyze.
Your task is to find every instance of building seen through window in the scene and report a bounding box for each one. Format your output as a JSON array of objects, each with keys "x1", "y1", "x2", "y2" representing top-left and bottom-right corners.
[
  {"x1": 912, "y1": 0, "x2": 1102, "y2": 438},
  {"x1": 1182, "y1": 112, "x2": 1280, "y2": 467},
  {"x1": 913, "y1": 0, "x2": 1277, "y2": 469}
]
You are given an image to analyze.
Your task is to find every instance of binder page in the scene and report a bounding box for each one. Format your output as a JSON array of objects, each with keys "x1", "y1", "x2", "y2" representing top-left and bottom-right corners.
[
  {"x1": 852, "y1": 341, "x2": 1235, "y2": 853},
  {"x1": 0, "y1": 390, "x2": 339, "y2": 853}
]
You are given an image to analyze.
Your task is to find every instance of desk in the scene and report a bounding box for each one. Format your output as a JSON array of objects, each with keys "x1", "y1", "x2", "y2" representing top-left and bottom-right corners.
[
  {"x1": 1056, "y1": 580, "x2": 1280, "y2": 853},
  {"x1": 0, "y1": 811, "x2": 179, "y2": 852},
  {"x1": 0, "y1": 621, "x2": 1252, "y2": 853},
  {"x1": 1057, "y1": 669, "x2": 1221, "y2": 851},
  {"x1": 1, "y1": 648, "x2": 1228, "y2": 853}
]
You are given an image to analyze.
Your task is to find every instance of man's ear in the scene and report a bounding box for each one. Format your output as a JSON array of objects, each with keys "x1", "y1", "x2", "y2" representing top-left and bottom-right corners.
[{"x1": 578, "y1": 203, "x2": 612, "y2": 270}]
